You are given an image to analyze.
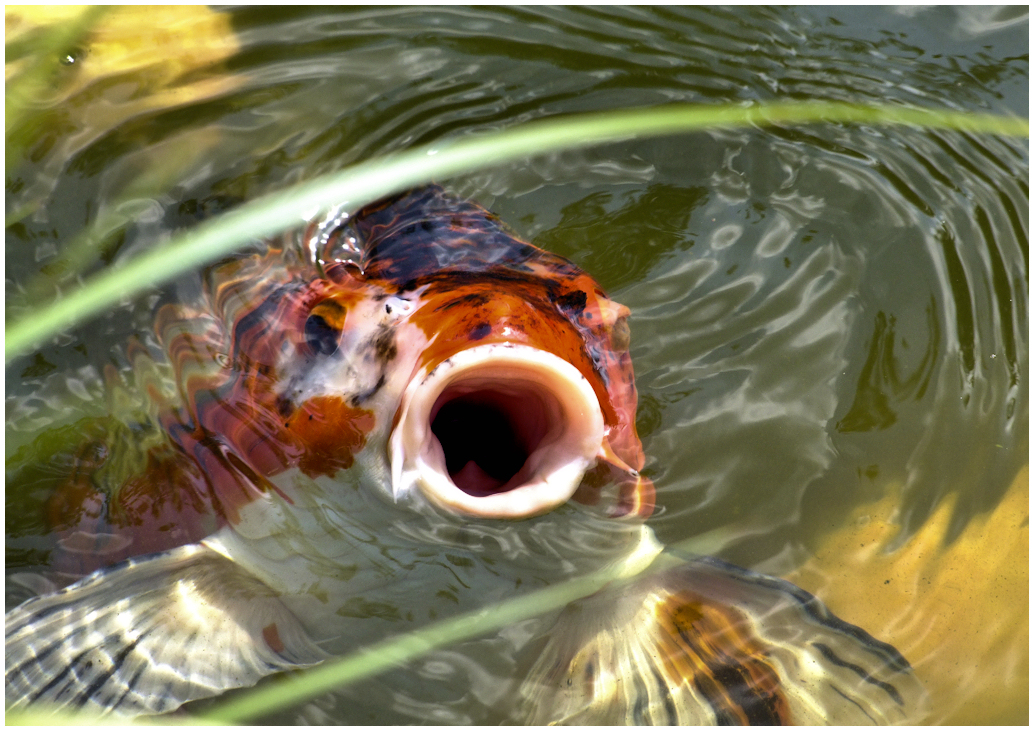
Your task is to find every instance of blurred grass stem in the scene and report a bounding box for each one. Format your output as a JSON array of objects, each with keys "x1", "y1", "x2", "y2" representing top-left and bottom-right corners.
[{"x1": 4, "y1": 102, "x2": 1027, "y2": 362}]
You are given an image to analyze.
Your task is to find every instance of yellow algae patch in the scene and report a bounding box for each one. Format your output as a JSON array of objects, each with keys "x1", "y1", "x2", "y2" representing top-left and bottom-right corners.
[
  {"x1": 787, "y1": 466, "x2": 1028, "y2": 724},
  {"x1": 6, "y1": 6, "x2": 243, "y2": 247},
  {"x1": 5, "y1": 5, "x2": 238, "y2": 91},
  {"x1": 6, "y1": 6, "x2": 240, "y2": 183}
]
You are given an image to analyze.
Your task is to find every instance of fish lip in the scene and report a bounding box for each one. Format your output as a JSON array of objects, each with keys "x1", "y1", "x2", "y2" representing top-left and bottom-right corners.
[{"x1": 390, "y1": 343, "x2": 605, "y2": 519}]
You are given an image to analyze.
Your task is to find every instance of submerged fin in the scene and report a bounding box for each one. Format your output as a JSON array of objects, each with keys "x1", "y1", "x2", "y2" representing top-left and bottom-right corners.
[
  {"x1": 5, "y1": 543, "x2": 326, "y2": 718},
  {"x1": 518, "y1": 555, "x2": 927, "y2": 725}
]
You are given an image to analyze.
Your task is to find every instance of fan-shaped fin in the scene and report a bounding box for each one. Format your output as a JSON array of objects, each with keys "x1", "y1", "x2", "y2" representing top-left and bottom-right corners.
[
  {"x1": 518, "y1": 556, "x2": 926, "y2": 725},
  {"x1": 5, "y1": 543, "x2": 326, "y2": 718}
]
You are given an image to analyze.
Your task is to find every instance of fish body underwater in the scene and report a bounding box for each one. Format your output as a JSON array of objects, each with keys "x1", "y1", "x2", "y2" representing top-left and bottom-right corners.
[{"x1": 5, "y1": 185, "x2": 925, "y2": 723}]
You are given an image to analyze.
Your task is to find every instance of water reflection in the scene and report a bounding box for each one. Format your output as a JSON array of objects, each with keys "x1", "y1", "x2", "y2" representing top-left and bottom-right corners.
[
  {"x1": 837, "y1": 306, "x2": 940, "y2": 433},
  {"x1": 5, "y1": 5, "x2": 1027, "y2": 725}
]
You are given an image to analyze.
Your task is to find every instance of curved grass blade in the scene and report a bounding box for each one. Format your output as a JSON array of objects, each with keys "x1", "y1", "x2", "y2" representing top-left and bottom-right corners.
[
  {"x1": 197, "y1": 527, "x2": 750, "y2": 723},
  {"x1": 4, "y1": 102, "x2": 1027, "y2": 362},
  {"x1": 202, "y1": 543, "x2": 677, "y2": 724}
]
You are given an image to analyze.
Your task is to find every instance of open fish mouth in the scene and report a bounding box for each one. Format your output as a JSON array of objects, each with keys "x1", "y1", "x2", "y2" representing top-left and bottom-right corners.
[{"x1": 391, "y1": 343, "x2": 605, "y2": 518}]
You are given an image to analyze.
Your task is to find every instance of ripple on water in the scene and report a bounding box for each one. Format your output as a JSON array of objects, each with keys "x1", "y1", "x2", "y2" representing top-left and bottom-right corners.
[{"x1": 4, "y1": 4, "x2": 1027, "y2": 725}]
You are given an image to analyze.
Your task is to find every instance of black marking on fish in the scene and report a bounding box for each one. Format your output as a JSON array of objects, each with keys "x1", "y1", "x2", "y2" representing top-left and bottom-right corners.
[
  {"x1": 348, "y1": 373, "x2": 387, "y2": 407},
  {"x1": 680, "y1": 556, "x2": 915, "y2": 676},
  {"x1": 305, "y1": 314, "x2": 340, "y2": 356},
  {"x1": 553, "y1": 289, "x2": 587, "y2": 317},
  {"x1": 113, "y1": 661, "x2": 149, "y2": 712},
  {"x1": 469, "y1": 322, "x2": 492, "y2": 340},
  {"x1": 275, "y1": 396, "x2": 293, "y2": 418},
  {"x1": 372, "y1": 325, "x2": 398, "y2": 363},
  {"x1": 30, "y1": 642, "x2": 99, "y2": 703},
  {"x1": 631, "y1": 670, "x2": 651, "y2": 724},
  {"x1": 75, "y1": 634, "x2": 142, "y2": 709},
  {"x1": 830, "y1": 683, "x2": 878, "y2": 723},
  {"x1": 649, "y1": 663, "x2": 680, "y2": 725},
  {"x1": 813, "y1": 642, "x2": 905, "y2": 707},
  {"x1": 728, "y1": 665, "x2": 782, "y2": 725},
  {"x1": 437, "y1": 290, "x2": 492, "y2": 311},
  {"x1": 678, "y1": 631, "x2": 739, "y2": 724},
  {"x1": 7, "y1": 597, "x2": 66, "y2": 629},
  {"x1": 8, "y1": 634, "x2": 63, "y2": 682},
  {"x1": 584, "y1": 342, "x2": 610, "y2": 387},
  {"x1": 352, "y1": 187, "x2": 542, "y2": 283},
  {"x1": 230, "y1": 283, "x2": 298, "y2": 356}
]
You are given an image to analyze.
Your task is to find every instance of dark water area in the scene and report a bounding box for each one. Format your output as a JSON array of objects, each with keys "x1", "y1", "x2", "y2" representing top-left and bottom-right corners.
[{"x1": 5, "y1": 5, "x2": 1028, "y2": 724}]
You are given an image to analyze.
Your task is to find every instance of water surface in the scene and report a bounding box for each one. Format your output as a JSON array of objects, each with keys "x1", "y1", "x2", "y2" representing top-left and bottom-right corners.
[{"x1": 5, "y1": 6, "x2": 1027, "y2": 724}]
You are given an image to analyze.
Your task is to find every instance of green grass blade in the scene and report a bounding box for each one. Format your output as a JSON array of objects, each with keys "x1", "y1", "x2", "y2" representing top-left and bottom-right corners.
[
  {"x1": 197, "y1": 527, "x2": 747, "y2": 723},
  {"x1": 203, "y1": 543, "x2": 677, "y2": 724},
  {"x1": 202, "y1": 574, "x2": 610, "y2": 723},
  {"x1": 4, "y1": 102, "x2": 1027, "y2": 362}
]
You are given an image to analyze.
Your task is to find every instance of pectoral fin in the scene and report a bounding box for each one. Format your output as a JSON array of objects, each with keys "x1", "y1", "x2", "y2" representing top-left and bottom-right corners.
[
  {"x1": 5, "y1": 543, "x2": 326, "y2": 718},
  {"x1": 519, "y1": 555, "x2": 927, "y2": 725}
]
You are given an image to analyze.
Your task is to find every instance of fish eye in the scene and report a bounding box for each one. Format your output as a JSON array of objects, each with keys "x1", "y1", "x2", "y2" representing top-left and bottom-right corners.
[
  {"x1": 305, "y1": 299, "x2": 347, "y2": 356},
  {"x1": 305, "y1": 313, "x2": 340, "y2": 356}
]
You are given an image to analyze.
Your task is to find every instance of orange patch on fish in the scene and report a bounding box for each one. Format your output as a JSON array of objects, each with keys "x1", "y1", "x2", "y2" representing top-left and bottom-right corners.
[
  {"x1": 284, "y1": 396, "x2": 377, "y2": 478},
  {"x1": 412, "y1": 286, "x2": 599, "y2": 384},
  {"x1": 657, "y1": 597, "x2": 791, "y2": 724},
  {"x1": 262, "y1": 623, "x2": 285, "y2": 654}
]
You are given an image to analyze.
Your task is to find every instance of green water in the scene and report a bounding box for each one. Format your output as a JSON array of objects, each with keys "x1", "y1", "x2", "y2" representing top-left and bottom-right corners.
[{"x1": 5, "y1": 6, "x2": 1027, "y2": 724}]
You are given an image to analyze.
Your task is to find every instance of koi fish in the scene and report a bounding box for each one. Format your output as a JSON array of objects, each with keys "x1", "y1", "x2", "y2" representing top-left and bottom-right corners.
[{"x1": 5, "y1": 185, "x2": 924, "y2": 723}]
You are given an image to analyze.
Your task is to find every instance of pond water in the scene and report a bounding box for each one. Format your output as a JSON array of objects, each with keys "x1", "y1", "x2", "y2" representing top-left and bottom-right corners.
[{"x1": 5, "y1": 5, "x2": 1027, "y2": 724}]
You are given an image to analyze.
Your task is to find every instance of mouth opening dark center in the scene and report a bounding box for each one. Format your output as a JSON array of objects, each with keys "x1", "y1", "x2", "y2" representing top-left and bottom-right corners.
[{"x1": 430, "y1": 387, "x2": 548, "y2": 497}]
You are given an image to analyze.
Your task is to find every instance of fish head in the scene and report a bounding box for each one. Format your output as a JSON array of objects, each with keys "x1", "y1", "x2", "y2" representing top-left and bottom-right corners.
[
  {"x1": 294, "y1": 185, "x2": 654, "y2": 521},
  {"x1": 326, "y1": 189, "x2": 653, "y2": 521}
]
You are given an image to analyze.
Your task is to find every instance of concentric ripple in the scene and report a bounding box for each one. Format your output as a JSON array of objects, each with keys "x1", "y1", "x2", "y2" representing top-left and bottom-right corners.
[{"x1": 5, "y1": 5, "x2": 1027, "y2": 725}]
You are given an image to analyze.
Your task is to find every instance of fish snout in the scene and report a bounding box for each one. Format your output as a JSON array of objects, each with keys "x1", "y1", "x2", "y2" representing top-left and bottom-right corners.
[{"x1": 390, "y1": 344, "x2": 605, "y2": 518}]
